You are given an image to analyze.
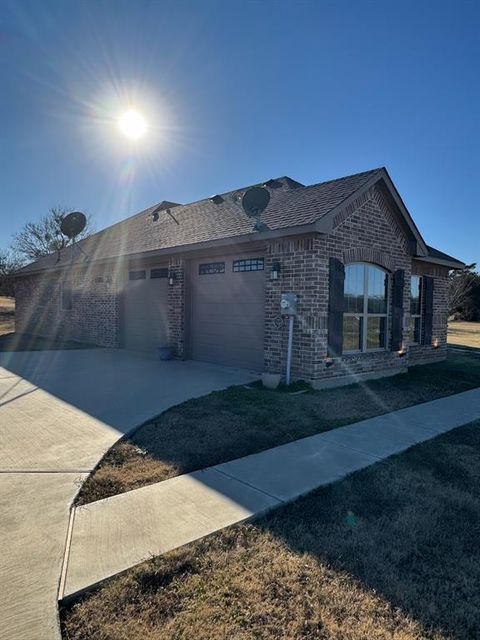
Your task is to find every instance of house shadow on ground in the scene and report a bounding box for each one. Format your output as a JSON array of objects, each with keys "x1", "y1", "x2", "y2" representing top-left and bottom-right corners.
[
  {"x1": 250, "y1": 421, "x2": 480, "y2": 639},
  {"x1": 62, "y1": 421, "x2": 480, "y2": 640}
]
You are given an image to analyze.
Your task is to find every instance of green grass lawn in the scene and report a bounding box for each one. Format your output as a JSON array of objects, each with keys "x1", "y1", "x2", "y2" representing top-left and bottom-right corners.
[
  {"x1": 76, "y1": 348, "x2": 480, "y2": 505},
  {"x1": 62, "y1": 419, "x2": 480, "y2": 640}
]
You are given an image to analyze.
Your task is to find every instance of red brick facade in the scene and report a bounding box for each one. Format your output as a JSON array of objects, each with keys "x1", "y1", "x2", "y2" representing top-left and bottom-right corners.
[
  {"x1": 15, "y1": 184, "x2": 450, "y2": 383},
  {"x1": 263, "y1": 185, "x2": 448, "y2": 383},
  {"x1": 15, "y1": 266, "x2": 121, "y2": 348}
]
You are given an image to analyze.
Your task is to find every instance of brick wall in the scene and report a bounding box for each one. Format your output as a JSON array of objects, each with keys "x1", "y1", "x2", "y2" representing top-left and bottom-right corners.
[
  {"x1": 167, "y1": 258, "x2": 186, "y2": 357},
  {"x1": 409, "y1": 260, "x2": 449, "y2": 365},
  {"x1": 15, "y1": 266, "x2": 121, "y2": 347},
  {"x1": 263, "y1": 185, "x2": 449, "y2": 382}
]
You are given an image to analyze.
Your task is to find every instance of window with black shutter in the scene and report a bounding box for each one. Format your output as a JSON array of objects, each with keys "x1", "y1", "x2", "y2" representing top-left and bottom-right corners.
[
  {"x1": 409, "y1": 275, "x2": 423, "y2": 343},
  {"x1": 328, "y1": 257, "x2": 345, "y2": 357},
  {"x1": 391, "y1": 269, "x2": 405, "y2": 351},
  {"x1": 422, "y1": 276, "x2": 434, "y2": 345}
]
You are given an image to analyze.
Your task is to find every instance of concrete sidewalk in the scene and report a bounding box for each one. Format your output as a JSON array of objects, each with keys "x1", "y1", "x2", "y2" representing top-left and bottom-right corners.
[
  {"x1": 63, "y1": 387, "x2": 480, "y2": 599},
  {"x1": 0, "y1": 350, "x2": 256, "y2": 640}
]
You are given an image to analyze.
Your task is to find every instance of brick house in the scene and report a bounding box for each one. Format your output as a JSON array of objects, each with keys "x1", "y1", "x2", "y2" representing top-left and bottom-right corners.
[{"x1": 14, "y1": 167, "x2": 463, "y2": 387}]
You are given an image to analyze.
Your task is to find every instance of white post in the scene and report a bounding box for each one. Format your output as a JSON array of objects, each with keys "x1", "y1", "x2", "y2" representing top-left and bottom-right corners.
[{"x1": 286, "y1": 314, "x2": 294, "y2": 385}]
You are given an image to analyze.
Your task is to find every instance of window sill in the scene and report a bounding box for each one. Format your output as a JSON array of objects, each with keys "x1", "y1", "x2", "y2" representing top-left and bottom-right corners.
[{"x1": 342, "y1": 348, "x2": 388, "y2": 358}]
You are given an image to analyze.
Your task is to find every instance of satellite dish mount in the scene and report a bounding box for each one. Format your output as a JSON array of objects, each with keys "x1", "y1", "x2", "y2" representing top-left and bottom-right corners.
[
  {"x1": 241, "y1": 186, "x2": 271, "y2": 231},
  {"x1": 60, "y1": 211, "x2": 89, "y2": 264}
]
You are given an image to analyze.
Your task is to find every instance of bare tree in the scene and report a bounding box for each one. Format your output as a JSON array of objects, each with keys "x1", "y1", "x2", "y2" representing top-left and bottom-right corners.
[
  {"x1": 448, "y1": 263, "x2": 476, "y2": 317},
  {"x1": 0, "y1": 250, "x2": 24, "y2": 297},
  {"x1": 11, "y1": 207, "x2": 94, "y2": 262}
]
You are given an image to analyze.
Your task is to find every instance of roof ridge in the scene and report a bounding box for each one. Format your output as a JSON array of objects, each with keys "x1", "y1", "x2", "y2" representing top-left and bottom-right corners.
[
  {"x1": 79, "y1": 171, "x2": 380, "y2": 242},
  {"x1": 304, "y1": 167, "x2": 384, "y2": 190}
]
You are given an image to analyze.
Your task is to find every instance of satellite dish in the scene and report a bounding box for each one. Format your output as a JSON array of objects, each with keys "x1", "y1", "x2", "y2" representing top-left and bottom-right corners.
[
  {"x1": 241, "y1": 186, "x2": 270, "y2": 218},
  {"x1": 60, "y1": 211, "x2": 87, "y2": 239}
]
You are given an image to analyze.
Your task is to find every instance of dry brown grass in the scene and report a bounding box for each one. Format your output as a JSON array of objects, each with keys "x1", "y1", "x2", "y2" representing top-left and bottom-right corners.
[
  {"x1": 76, "y1": 349, "x2": 480, "y2": 505},
  {"x1": 0, "y1": 295, "x2": 15, "y2": 335},
  {"x1": 448, "y1": 321, "x2": 480, "y2": 348},
  {"x1": 62, "y1": 420, "x2": 480, "y2": 640}
]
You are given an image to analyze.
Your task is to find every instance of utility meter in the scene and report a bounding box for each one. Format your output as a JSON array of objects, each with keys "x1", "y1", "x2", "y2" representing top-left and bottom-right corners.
[{"x1": 280, "y1": 292, "x2": 298, "y2": 316}]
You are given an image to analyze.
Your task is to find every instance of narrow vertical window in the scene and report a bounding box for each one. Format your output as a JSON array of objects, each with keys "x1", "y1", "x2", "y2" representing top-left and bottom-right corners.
[
  {"x1": 61, "y1": 282, "x2": 72, "y2": 311},
  {"x1": 409, "y1": 275, "x2": 422, "y2": 343}
]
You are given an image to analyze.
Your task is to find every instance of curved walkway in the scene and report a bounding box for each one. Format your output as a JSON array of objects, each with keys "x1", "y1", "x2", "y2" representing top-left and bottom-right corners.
[
  {"x1": 62, "y1": 387, "x2": 480, "y2": 600},
  {"x1": 0, "y1": 349, "x2": 256, "y2": 640}
]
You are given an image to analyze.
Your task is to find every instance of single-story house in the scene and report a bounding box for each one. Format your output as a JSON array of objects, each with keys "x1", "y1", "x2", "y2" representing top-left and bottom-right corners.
[{"x1": 14, "y1": 167, "x2": 464, "y2": 387}]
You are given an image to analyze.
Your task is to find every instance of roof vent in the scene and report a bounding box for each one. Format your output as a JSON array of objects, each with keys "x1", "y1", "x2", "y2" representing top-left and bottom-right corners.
[
  {"x1": 210, "y1": 194, "x2": 224, "y2": 204},
  {"x1": 263, "y1": 179, "x2": 282, "y2": 189},
  {"x1": 151, "y1": 200, "x2": 181, "y2": 222}
]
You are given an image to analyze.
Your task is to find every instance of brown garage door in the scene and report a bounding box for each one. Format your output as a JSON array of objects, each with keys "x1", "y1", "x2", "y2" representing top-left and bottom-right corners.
[
  {"x1": 123, "y1": 266, "x2": 169, "y2": 353},
  {"x1": 190, "y1": 254, "x2": 265, "y2": 370}
]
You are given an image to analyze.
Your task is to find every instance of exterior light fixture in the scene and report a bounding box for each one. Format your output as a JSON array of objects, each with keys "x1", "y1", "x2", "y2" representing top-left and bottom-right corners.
[
  {"x1": 325, "y1": 356, "x2": 334, "y2": 368},
  {"x1": 398, "y1": 344, "x2": 407, "y2": 357},
  {"x1": 433, "y1": 337, "x2": 439, "y2": 348},
  {"x1": 271, "y1": 261, "x2": 281, "y2": 280},
  {"x1": 168, "y1": 269, "x2": 176, "y2": 286}
]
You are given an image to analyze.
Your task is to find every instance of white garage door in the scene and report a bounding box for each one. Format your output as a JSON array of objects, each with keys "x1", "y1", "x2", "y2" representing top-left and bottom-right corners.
[
  {"x1": 123, "y1": 266, "x2": 169, "y2": 353},
  {"x1": 190, "y1": 254, "x2": 265, "y2": 370}
]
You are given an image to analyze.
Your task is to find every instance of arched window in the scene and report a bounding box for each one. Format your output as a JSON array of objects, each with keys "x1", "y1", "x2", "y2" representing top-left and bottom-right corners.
[{"x1": 343, "y1": 264, "x2": 389, "y2": 352}]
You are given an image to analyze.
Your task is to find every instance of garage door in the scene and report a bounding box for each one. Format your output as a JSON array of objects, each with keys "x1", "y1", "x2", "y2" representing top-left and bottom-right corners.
[
  {"x1": 190, "y1": 254, "x2": 265, "y2": 370},
  {"x1": 123, "y1": 266, "x2": 169, "y2": 353}
]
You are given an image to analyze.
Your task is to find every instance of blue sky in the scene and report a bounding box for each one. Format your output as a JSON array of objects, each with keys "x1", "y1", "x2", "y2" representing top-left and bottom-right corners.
[{"x1": 1, "y1": 0, "x2": 478, "y2": 264}]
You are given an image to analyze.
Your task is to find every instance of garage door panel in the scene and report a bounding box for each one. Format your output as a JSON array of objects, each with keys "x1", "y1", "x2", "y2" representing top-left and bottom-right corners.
[
  {"x1": 193, "y1": 307, "x2": 265, "y2": 325},
  {"x1": 191, "y1": 255, "x2": 265, "y2": 370},
  {"x1": 194, "y1": 334, "x2": 265, "y2": 352},
  {"x1": 123, "y1": 267, "x2": 169, "y2": 353}
]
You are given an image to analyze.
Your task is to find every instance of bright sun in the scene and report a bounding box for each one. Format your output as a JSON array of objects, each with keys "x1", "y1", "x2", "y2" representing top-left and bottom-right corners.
[{"x1": 118, "y1": 109, "x2": 148, "y2": 140}]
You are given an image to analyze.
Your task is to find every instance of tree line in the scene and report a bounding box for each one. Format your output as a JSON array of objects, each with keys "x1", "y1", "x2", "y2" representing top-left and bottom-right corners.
[{"x1": 449, "y1": 263, "x2": 480, "y2": 321}]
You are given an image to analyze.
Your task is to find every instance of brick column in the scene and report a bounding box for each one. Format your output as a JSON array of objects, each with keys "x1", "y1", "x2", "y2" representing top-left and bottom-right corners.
[
  {"x1": 264, "y1": 236, "x2": 323, "y2": 381},
  {"x1": 167, "y1": 258, "x2": 186, "y2": 358}
]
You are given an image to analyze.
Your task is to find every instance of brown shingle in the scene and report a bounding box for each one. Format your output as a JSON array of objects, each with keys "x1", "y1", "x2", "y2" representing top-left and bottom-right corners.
[{"x1": 17, "y1": 169, "x2": 382, "y2": 274}]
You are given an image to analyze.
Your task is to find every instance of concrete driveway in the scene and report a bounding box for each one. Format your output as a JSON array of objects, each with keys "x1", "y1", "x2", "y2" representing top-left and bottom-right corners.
[{"x1": 0, "y1": 348, "x2": 255, "y2": 640}]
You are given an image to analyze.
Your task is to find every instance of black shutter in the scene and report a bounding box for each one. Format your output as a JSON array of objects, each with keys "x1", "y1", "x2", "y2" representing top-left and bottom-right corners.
[
  {"x1": 422, "y1": 276, "x2": 434, "y2": 345},
  {"x1": 327, "y1": 258, "x2": 345, "y2": 357},
  {"x1": 391, "y1": 269, "x2": 405, "y2": 351}
]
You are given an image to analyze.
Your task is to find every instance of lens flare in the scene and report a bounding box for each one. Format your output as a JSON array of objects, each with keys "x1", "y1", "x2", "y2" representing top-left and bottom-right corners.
[{"x1": 118, "y1": 109, "x2": 147, "y2": 140}]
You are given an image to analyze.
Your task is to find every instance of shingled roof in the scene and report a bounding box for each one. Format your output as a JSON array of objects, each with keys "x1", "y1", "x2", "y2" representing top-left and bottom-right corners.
[{"x1": 16, "y1": 168, "x2": 462, "y2": 274}]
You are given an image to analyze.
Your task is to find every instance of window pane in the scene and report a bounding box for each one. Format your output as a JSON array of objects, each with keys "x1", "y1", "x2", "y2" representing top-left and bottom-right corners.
[
  {"x1": 199, "y1": 262, "x2": 225, "y2": 275},
  {"x1": 129, "y1": 270, "x2": 146, "y2": 280},
  {"x1": 344, "y1": 264, "x2": 365, "y2": 313},
  {"x1": 366, "y1": 316, "x2": 386, "y2": 350},
  {"x1": 409, "y1": 316, "x2": 421, "y2": 343},
  {"x1": 410, "y1": 276, "x2": 421, "y2": 316},
  {"x1": 367, "y1": 266, "x2": 388, "y2": 314},
  {"x1": 62, "y1": 286, "x2": 72, "y2": 311},
  {"x1": 343, "y1": 315, "x2": 362, "y2": 351},
  {"x1": 151, "y1": 268, "x2": 168, "y2": 279},
  {"x1": 233, "y1": 258, "x2": 264, "y2": 272}
]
